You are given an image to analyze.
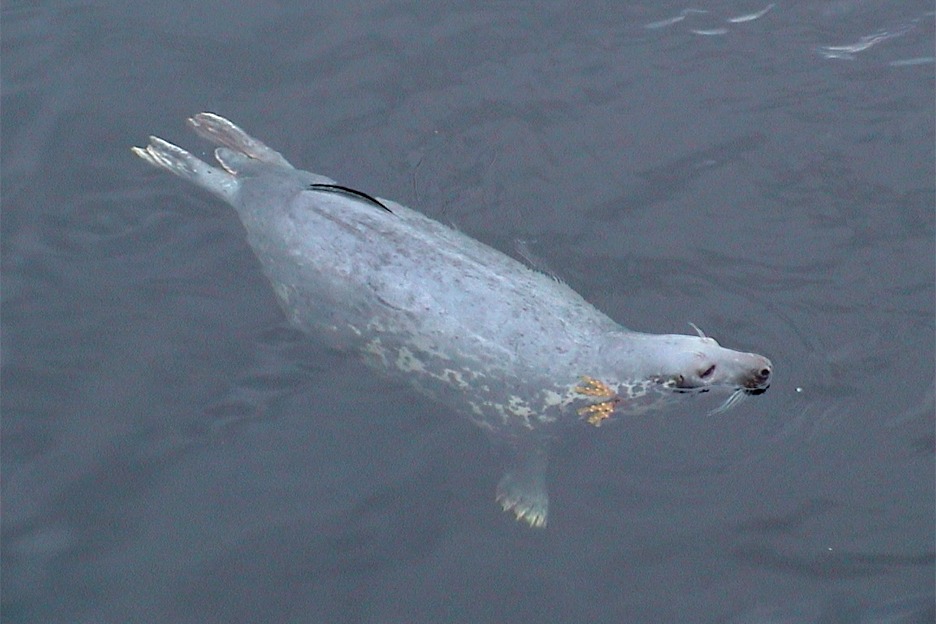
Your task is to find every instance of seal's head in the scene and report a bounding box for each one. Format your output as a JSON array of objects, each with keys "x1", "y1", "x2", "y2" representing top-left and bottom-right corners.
[
  {"x1": 654, "y1": 334, "x2": 771, "y2": 394},
  {"x1": 599, "y1": 330, "x2": 771, "y2": 414},
  {"x1": 638, "y1": 332, "x2": 771, "y2": 414}
]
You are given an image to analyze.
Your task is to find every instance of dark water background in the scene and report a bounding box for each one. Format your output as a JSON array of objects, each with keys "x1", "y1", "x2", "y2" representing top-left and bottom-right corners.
[{"x1": 2, "y1": 1, "x2": 934, "y2": 622}]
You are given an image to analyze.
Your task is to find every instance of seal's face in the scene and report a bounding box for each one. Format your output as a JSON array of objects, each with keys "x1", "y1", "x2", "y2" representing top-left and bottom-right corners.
[{"x1": 649, "y1": 334, "x2": 772, "y2": 396}]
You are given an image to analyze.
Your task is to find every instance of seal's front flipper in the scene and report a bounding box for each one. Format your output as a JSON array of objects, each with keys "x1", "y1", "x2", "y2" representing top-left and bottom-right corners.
[
  {"x1": 495, "y1": 438, "x2": 550, "y2": 528},
  {"x1": 132, "y1": 137, "x2": 239, "y2": 204},
  {"x1": 187, "y1": 113, "x2": 294, "y2": 169}
]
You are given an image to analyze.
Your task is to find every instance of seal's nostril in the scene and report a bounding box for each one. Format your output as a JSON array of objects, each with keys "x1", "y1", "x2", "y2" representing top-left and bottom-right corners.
[{"x1": 759, "y1": 368, "x2": 771, "y2": 379}]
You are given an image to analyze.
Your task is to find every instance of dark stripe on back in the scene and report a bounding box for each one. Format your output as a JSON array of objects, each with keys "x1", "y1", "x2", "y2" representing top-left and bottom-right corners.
[{"x1": 307, "y1": 183, "x2": 393, "y2": 213}]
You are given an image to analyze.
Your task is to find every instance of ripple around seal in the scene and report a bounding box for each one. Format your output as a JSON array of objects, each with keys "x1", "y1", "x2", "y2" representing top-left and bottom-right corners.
[
  {"x1": 724, "y1": 593, "x2": 935, "y2": 623},
  {"x1": 60, "y1": 192, "x2": 221, "y2": 259}
]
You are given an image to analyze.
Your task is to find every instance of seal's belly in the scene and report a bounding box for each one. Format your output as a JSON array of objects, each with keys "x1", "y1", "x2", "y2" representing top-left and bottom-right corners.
[
  {"x1": 359, "y1": 331, "x2": 572, "y2": 431},
  {"x1": 344, "y1": 325, "x2": 680, "y2": 433}
]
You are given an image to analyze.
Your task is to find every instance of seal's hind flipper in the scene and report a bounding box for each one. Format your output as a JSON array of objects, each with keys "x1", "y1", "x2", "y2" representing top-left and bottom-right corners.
[
  {"x1": 188, "y1": 112, "x2": 294, "y2": 169},
  {"x1": 495, "y1": 439, "x2": 550, "y2": 528},
  {"x1": 132, "y1": 136, "x2": 239, "y2": 203}
]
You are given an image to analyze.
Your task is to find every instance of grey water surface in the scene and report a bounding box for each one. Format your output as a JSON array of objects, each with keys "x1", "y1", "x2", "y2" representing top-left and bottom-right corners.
[{"x1": 2, "y1": 1, "x2": 934, "y2": 622}]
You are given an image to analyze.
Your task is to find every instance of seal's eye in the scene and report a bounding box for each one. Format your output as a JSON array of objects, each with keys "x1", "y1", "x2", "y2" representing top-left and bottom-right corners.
[{"x1": 699, "y1": 364, "x2": 716, "y2": 379}]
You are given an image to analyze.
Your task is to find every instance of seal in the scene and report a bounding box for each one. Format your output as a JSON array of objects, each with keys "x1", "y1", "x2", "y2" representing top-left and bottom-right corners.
[{"x1": 134, "y1": 113, "x2": 772, "y2": 528}]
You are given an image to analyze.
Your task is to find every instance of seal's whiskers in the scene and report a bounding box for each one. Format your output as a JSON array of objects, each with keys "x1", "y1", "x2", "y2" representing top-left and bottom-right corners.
[{"x1": 710, "y1": 388, "x2": 747, "y2": 414}]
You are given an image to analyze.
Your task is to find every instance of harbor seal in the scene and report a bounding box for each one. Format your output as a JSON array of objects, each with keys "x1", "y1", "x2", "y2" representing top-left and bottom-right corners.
[{"x1": 134, "y1": 113, "x2": 772, "y2": 528}]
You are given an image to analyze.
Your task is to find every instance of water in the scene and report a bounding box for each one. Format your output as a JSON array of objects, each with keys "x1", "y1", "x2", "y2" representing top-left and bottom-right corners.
[{"x1": 2, "y1": 1, "x2": 934, "y2": 622}]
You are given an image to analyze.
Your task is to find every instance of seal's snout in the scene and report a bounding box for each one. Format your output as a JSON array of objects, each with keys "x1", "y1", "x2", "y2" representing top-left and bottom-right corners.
[
  {"x1": 754, "y1": 365, "x2": 771, "y2": 385},
  {"x1": 743, "y1": 357, "x2": 772, "y2": 393}
]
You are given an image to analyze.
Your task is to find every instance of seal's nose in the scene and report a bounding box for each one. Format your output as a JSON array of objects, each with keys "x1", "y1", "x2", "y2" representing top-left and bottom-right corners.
[{"x1": 746, "y1": 357, "x2": 772, "y2": 391}]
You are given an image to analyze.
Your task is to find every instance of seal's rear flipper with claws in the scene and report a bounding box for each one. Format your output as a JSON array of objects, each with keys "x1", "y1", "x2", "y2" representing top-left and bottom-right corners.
[
  {"x1": 187, "y1": 112, "x2": 294, "y2": 169},
  {"x1": 495, "y1": 437, "x2": 550, "y2": 528},
  {"x1": 132, "y1": 136, "x2": 240, "y2": 203}
]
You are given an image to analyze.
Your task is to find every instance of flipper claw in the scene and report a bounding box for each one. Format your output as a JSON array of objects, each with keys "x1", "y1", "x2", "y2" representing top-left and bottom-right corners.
[{"x1": 496, "y1": 473, "x2": 549, "y2": 528}]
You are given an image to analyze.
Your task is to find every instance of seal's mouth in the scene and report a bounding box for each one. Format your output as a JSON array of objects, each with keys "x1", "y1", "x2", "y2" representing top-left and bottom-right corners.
[
  {"x1": 665, "y1": 370, "x2": 771, "y2": 395},
  {"x1": 672, "y1": 385, "x2": 769, "y2": 397}
]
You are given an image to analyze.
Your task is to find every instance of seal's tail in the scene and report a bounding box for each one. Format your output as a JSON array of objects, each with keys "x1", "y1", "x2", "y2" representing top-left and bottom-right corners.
[{"x1": 132, "y1": 113, "x2": 293, "y2": 204}]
